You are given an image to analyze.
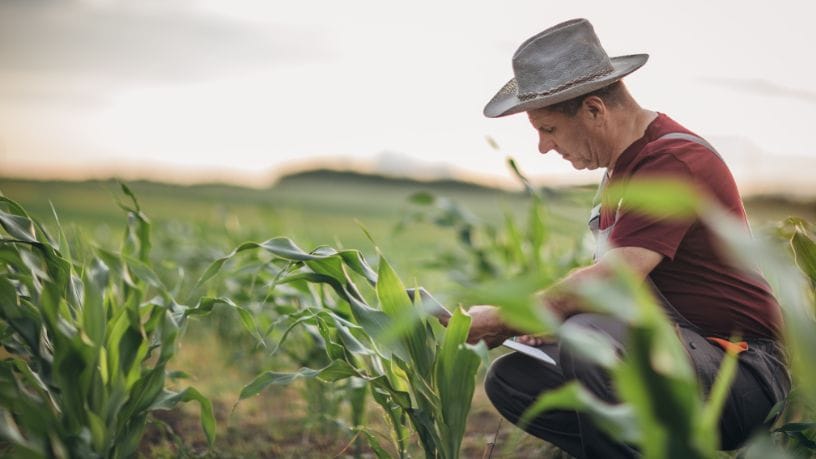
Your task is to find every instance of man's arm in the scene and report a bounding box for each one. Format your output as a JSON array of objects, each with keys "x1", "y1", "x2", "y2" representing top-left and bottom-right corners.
[
  {"x1": 544, "y1": 246, "x2": 664, "y2": 318},
  {"x1": 462, "y1": 246, "x2": 664, "y2": 346}
]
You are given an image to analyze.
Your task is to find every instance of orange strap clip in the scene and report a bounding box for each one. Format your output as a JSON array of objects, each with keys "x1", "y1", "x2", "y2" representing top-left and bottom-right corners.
[{"x1": 706, "y1": 337, "x2": 749, "y2": 355}]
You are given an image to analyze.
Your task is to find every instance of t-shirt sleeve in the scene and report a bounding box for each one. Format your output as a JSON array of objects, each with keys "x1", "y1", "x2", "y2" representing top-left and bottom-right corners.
[{"x1": 608, "y1": 152, "x2": 696, "y2": 261}]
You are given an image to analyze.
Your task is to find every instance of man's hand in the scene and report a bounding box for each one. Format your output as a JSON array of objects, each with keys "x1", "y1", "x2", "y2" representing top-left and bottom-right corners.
[
  {"x1": 439, "y1": 305, "x2": 513, "y2": 348},
  {"x1": 514, "y1": 334, "x2": 555, "y2": 347},
  {"x1": 437, "y1": 247, "x2": 663, "y2": 348}
]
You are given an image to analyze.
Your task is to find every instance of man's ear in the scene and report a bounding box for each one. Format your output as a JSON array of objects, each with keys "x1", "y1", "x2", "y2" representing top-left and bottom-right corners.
[{"x1": 582, "y1": 96, "x2": 606, "y2": 123}]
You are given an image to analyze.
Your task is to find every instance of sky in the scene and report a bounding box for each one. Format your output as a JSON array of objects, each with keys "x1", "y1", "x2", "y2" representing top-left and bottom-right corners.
[{"x1": 1, "y1": 0, "x2": 815, "y2": 194}]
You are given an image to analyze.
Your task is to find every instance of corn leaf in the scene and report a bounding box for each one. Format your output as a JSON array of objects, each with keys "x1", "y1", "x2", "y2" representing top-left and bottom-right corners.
[
  {"x1": 520, "y1": 381, "x2": 641, "y2": 444},
  {"x1": 151, "y1": 387, "x2": 216, "y2": 447},
  {"x1": 434, "y1": 307, "x2": 483, "y2": 459},
  {"x1": 376, "y1": 254, "x2": 434, "y2": 377},
  {"x1": 605, "y1": 179, "x2": 701, "y2": 220},
  {"x1": 239, "y1": 360, "x2": 357, "y2": 400}
]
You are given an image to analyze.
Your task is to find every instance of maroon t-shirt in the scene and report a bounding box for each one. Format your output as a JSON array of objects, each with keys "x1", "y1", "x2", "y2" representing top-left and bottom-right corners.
[{"x1": 600, "y1": 113, "x2": 782, "y2": 339}]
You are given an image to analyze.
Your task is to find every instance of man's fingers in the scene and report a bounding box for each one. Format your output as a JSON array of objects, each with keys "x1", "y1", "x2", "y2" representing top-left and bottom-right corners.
[
  {"x1": 516, "y1": 335, "x2": 548, "y2": 346},
  {"x1": 515, "y1": 335, "x2": 536, "y2": 345}
]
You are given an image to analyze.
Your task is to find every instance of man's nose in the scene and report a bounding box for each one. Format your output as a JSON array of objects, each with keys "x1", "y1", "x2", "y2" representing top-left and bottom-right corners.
[{"x1": 538, "y1": 136, "x2": 555, "y2": 154}]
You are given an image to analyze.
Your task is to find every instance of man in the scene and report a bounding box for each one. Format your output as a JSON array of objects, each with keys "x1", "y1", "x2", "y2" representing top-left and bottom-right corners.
[{"x1": 465, "y1": 18, "x2": 790, "y2": 458}]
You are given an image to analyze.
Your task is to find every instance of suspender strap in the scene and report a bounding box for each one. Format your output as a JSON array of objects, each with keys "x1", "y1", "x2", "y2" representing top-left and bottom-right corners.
[{"x1": 653, "y1": 132, "x2": 725, "y2": 163}]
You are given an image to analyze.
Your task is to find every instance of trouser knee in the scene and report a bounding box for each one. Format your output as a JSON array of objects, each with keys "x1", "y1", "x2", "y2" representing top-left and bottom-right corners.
[
  {"x1": 484, "y1": 351, "x2": 564, "y2": 422},
  {"x1": 483, "y1": 354, "x2": 523, "y2": 422}
]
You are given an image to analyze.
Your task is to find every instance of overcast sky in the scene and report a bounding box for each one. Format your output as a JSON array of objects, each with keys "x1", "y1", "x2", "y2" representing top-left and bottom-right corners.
[{"x1": 1, "y1": 0, "x2": 815, "y2": 192}]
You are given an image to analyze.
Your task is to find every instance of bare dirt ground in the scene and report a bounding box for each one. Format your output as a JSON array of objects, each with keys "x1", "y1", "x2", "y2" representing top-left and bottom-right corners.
[{"x1": 137, "y1": 366, "x2": 564, "y2": 458}]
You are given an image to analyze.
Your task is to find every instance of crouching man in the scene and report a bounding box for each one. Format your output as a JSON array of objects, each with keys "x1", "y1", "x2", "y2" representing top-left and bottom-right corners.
[{"x1": 459, "y1": 18, "x2": 790, "y2": 458}]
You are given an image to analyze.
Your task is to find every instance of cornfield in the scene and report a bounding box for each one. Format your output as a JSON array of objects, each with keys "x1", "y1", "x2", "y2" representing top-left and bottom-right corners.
[{"x1": 1, "y1": 172, "x2": 814, "y2": 458}]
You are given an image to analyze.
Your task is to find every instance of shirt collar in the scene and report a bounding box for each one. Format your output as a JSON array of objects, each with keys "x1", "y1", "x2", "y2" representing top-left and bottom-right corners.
[{"x1": 608, "y1": 112, "x2": 668, "y2": 177}]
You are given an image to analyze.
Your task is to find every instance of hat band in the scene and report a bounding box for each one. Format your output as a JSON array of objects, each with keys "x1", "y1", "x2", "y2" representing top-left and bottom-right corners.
[{"x1": 517, "y1": 67, "x2": 614, "y2": 101}]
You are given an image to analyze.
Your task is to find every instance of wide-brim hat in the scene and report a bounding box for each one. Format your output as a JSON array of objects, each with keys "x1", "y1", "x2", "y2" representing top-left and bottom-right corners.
[{"x1": 484, "y1": 18, "x2": 648, "y2": 118}]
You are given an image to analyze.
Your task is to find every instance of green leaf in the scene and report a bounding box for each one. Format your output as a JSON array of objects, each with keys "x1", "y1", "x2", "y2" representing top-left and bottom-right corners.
[
  {"x1": 122, "y1": 255, "x2": 165, "y2": 291},
  {"x1": 376, "y1": 254, "x2": 434, "y2": 377},
  {"x1": 458, "y1": 272, "x2": 559, "y2": 335},
  {"x1": 9, "y1": 359, "x2": 60, "y2": 416},
  {"x1": 785, "y1": 219, "x2": 816, "y2": 284},
  {"x1": 280, "y1": 272, "x2": 406, "y2": 360},
  {"x1": 151, "y1": 387, "x2": 216, "y2": 447},
  {"x1": 763, "y1": 398, "x2": 787, "y2": 424},
  {"x1": 239, "y1": 360, "x2": 359, "y2": 400},
  {"x1": 349, "y1": 377, "x2": 368, "y2": 427},
  {"x1": 0, "y1": 407, "x2": 46, "y2": 458},
  {"x1": 81, "y1": 258, "x2": 109, "y2": 347},
  {"x1": 700, "y1": 343, "x2": 739, "y2": 441},
  {"x1": 355, "y1": 427, "x2": 393, "y2": 459},
  {"x1": 605, "y1": 178, "x2": 702, "y2": 220},
  {"x1": 87, "y1": 411, "x2": 106, "y2": 452},
  {"x1": 371, "y1": 385, "x2": 409, "y2": 456},
  {"x1": 408, "y1": 191, "x2": 436, "y2": 205},
  {"x1": 507, "y1": 157, "x2": 541, "y2": 199},
  {"x1": 434, "y1": 307, "x2": 483, "y2": 459},
  {"x1": 118, "y1": 182, "x2": 141, "y2": 212},
  {"x1": 331, "y1": 315, "x2": 374, "y2": 355},
  {"x1": 520, "y1": 382, "x2": 641, "y2": 444},
  {"x1": 317, "y1": 359, "x2": 360, "y2": 382},
  {"x1": 527, "y1": 197, "x2": 548, "y2": 268},
  {"x1": 338, "y1": 249, "x2": 378, "y2": 285},
  {"x1": 120, "y1": 367, "x2": 166, "y2": 422},
  {"x1": 239, "y1": 368, "x2": 321, "y2": 400},
  {"x1": 558, "y1": 320, "x2": 619, "y2": 369},
  {"x1": 192, "y1": 237, "x2": 359, "y2": 295},
  {"x1": 774, "y1": 422, "x2": 816, "y2": 433},
  {"x1": 116, "y1": 183, "x2": 151, "y2": 263},
  {"x1": 0, "y1": 209, "x2": 38, "y2": 243},
  {"x1": 187, "y1": 297, "x2": 264, "y2": 345},
  {"x1": 0, "y1": 277, "x2": 43, "y2": 354}
]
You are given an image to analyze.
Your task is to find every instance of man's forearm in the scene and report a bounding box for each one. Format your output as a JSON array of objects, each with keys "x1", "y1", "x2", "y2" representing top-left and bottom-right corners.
[
  {"x1": 538, "y1": 246, "x2": 664, "y2": 319},
  {"x1": 537, "y1": 262, "x2": 613, "y2": 319}
]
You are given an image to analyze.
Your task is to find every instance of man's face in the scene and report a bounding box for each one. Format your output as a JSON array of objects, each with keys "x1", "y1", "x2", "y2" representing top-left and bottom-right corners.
[{"x1": 527, "y1": 107, "x2": 605, "y2": 170}]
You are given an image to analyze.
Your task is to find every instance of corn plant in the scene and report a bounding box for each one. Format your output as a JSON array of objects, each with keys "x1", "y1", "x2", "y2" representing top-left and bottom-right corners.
[
  {"x1": 196, "y1": 237, "x2": 488, "y2": 458},
  {"x1": 184, "y1": 236, "x2": 368, "y2": 445},
  {"x1": 0, "y1": 189, "x2": 224, "y2": 458}
]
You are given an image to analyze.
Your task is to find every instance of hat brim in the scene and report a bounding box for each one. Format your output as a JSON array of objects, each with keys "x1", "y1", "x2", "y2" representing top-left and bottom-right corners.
[{"x1": 483, "y1": 54, "x2": 649, "y2": 118}]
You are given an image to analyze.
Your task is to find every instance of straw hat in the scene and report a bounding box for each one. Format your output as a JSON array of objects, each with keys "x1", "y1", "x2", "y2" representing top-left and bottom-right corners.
[{"x1": 484, "y1": 18, "x2": 648, "y2": 118}]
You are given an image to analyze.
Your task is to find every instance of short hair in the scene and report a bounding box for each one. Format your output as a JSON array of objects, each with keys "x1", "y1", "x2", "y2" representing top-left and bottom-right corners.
[{"x1": 545, "y1": 80, "x2": 625, "y2": 117}]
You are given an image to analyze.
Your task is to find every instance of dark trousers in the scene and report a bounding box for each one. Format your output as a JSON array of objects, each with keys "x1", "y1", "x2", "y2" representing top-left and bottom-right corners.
[{"x1": 484, "y1": 313, "x2": 790, "y2": 459}]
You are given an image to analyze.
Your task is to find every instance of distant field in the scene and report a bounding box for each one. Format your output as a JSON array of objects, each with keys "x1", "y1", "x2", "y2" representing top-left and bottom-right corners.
[
  {"x1": 0, "y1": 173, "x2": 595, "y2": 290},
  {"x1": 0, "y1": 172, "x2": 812, "y2": 309},
  {"x1": 1, "y1": 171, "x2": 811, "y2": 243}
]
